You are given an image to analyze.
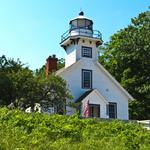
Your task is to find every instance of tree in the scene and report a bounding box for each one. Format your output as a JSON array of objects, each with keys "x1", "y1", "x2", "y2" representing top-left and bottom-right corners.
[
  {"x1": 7, "y1": 68, "x2": 39, "y2": 109},
  {"x1": 0, "y1": 55, "x2": 23, "y2": 72},
  {"x1": 99, "y1": 9, "x2": 150, "y2": 119},
  {"x1": 0, "y1": 55, "x2": 72, "y2": 114},
  {"x1": 57, "y1": 58, "x2": 65, "y2": 69},
  {"x1": 38, "y1": 74, "x2": 72, "y2": 114},
  {"x1": 0, "y1": 55, "x2": 38, "y2": 108},
  {"x1": 34, "y1": 58, "x2": 71, "y2": 114},
  {"x1": 0, "y1": 55, "x2": 24, "y2": 105},
  {"x1": 0, "y1": 71, "x2": 13, "y2": 105}
]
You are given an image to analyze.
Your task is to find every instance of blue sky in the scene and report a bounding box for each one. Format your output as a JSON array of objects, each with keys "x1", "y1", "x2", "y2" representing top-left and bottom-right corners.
[{"x1": 0, "y1": 0, "x2": 149, "y2": 70}]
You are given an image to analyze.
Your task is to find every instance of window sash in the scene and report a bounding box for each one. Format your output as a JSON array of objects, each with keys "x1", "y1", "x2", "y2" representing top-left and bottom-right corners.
[
  {"x1": 82, "y1": 69, "x2": 92, "y2": 89},
  {"x1": 108, "y1": 103, "x2": 117, "y2": 119},
  {"x1": 82, "y1": 46, "x2": 92, "y2": 58},
  {"x1": 89, "y1": 104, "x2": 100, "y2": 117}
]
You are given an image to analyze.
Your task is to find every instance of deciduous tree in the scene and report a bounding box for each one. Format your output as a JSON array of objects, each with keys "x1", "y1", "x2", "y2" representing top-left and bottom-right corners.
[
  {"x1": 0, "y1": 55, "x2": 72, "y2": 114},
  {"x1": 99, "y1": 9, "x2": 150, "y2": 119}
]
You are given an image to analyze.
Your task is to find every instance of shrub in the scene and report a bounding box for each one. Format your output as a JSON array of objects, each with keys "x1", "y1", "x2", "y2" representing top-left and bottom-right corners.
[{"x1": 0, "y1": 107, "x2": 150, "y2": 150}]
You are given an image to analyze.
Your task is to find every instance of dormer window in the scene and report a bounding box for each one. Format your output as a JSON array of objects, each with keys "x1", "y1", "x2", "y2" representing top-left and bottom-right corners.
[{"x1": 82, "y1": 46, "x2": 92, "y2": 58}]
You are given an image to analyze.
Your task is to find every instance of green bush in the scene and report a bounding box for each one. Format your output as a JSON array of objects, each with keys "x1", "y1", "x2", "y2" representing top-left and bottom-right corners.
[{"x1": 0, "y1": 107, "x2": 150, "y2": 150}]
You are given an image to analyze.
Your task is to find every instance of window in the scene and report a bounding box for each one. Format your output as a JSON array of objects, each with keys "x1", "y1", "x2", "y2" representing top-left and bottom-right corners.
[
  {"x1": 78, "y1": 19, "x2": 85, "y2": 28},
  {"x1": 85, "y1": 20, "x2": 93, "y2": 30},
  {"x1": 108, "y1": 103, "x2": 117, "y2": 119},
  {"x1": 70, "y1": 20, "x2": 77, "y2": 30},
  {"x1": 89, "y1": 104, "x2": 100, "y2": 117},
  {"x1": 82, "y1": 46, "x2": 92, "y2": 58},
  {"x1": 82, "y1": 69, "x2": 92, "y2": 89}
]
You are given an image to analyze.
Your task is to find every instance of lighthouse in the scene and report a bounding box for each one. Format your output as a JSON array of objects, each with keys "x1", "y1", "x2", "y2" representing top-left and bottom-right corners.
[
  {"x1": 56, "y1": 12, "x2": 133, "y2": 119},
  {"x1": 60, "y1": 11, "x2": 102, "y2": 68}
]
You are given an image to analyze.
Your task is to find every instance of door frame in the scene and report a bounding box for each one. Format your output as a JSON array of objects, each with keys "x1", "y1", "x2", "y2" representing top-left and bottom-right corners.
[{"x1": 89, "y1": 104, "x2": 100, "y2": 118}]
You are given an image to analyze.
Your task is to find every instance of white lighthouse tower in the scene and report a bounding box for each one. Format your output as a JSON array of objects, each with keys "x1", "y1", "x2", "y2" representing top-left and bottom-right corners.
[
  {"x1": 57, "y1": 12, "x2": 133, "y2": 119},
  {"x1": 60, "y1": 11, "x2": 102, "y2": 68}
]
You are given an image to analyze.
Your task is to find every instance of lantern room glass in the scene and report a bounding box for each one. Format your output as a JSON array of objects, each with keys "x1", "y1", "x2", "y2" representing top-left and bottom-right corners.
[{"x1": 70, "y1": 19, "x2": 93, "y2": 31}]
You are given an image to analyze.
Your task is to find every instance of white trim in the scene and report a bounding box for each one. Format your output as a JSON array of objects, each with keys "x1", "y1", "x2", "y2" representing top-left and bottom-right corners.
[
  {"x1": 71, "y1": 15, "x2": 91, "y2": 21},
  {"x1": 92, "y1": 89, "x2": 109, "y2": 104},
  {"x1": 56, "y1": 60, "x2": 134, "y2": 101},
  {"x1": 55, "y1": 67, "x2": 65, "y2": 75},
  {"x1": 96, "y1": 61, "x2": 134, "y2": 101},
  {"x1": 60, "y1": 36, "x2": 101, "y2": 46},
  {"x1": 56, "y1": 59, "x2": 81, "y2": 75},
  {"x1": 81, "y1": 89, "x2": 109, "y2": 104}
]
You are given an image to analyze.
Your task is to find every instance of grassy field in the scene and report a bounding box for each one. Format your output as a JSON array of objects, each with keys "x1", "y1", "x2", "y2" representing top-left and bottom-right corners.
[{"x1": 0, "y1": 108, "x2": 150, "y2": 150}]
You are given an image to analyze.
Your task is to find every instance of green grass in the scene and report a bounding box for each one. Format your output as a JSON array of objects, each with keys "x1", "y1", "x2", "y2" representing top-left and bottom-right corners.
[{"x1": 0, "y1": 108, "x2": 150, "y2": 150}]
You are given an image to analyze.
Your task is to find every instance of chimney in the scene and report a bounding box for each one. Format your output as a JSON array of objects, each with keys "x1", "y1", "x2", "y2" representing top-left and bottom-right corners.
[{"x1": 46, "y1": 54, "x2": 58, "y2": 77}]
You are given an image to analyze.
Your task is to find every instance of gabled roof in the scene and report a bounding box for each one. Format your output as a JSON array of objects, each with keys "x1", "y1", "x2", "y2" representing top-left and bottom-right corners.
[
  {"x1": 55, "y1": 59, "x2": 82, "y2": 75},
  {"x1": 75, "y1": 89, "x2": 94, "y2": 103},
  {"x1": 56, "y1": 60, "x2": 134, "y2": 101},
  {"x1": 95, "y1": 61, "x2": 134, "y2": 100},
  {"x1": 75, "y1": 89, "x2": 109, "y2": 104}
]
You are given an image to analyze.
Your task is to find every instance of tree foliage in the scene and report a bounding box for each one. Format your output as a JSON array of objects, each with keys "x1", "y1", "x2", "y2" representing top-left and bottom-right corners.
[
  {"x1": 57, "y1": 58, "x2": 65, "y2": 69},
  {"x1": 99, "y1": 9, "x2": 150, "y2": 119},
  {"x1": 0, "y1": 55, "x2": 25, "y2": 105},
  {"x1": 0, "y1": 55, "x2": 72, "y2": 113},
  {"x1": 36, "y1": 74, "x2": 72, "y2": 114}
]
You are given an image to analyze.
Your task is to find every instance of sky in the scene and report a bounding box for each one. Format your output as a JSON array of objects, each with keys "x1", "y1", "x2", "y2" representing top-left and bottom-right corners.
[{"x1": 0, "y1": 0, "x2": 149, "y2": 70}]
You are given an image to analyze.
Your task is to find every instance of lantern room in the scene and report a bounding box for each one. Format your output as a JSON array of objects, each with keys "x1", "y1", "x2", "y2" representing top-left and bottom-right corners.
[
  {"x1": 69, "y1": 11, "x2": 93, "y2": 31},
  {"x1": 69, "y1": 11, "x2": 93, "y2": 37},
  {"x1": 60, "y1": 11, "x2": 102, "y2": 48}
]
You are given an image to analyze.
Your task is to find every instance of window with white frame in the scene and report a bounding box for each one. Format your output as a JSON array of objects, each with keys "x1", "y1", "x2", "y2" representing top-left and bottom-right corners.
[
  {"x1": 82, "y1": 46, "x2": 92, "y2": 58},
  {"x1": 82, "y1": 69, "x2": 92, "y2": 89},
  {"x1": 108, "y1": 102, "x2": 117, "y2": 119}
]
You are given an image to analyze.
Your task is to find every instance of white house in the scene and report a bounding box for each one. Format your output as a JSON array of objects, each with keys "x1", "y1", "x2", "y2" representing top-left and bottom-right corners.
[{"x1": 48, "y1": 12, "x2": 134, "y2": 120}]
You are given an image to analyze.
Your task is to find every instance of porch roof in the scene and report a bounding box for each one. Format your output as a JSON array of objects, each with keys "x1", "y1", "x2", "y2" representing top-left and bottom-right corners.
[{"x1": 75, "y1": 89, "x2": 94, "y2": 103}]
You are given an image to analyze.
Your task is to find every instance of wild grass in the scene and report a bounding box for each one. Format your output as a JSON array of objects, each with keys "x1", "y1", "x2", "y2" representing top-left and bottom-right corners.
[{"x1": 0, "y1": 108, "x2": 150, "y2": 150}]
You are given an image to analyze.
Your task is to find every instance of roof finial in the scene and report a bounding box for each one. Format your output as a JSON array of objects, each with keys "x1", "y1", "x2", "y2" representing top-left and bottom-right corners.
[{"x1": 79, "y1": 9, "x2": 84, "y2": 16}]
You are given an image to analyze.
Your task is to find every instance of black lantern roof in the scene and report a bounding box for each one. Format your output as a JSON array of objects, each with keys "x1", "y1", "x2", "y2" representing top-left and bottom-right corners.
[{"x1": 79, "y1": 11, "x2": 84, "y2": 16}]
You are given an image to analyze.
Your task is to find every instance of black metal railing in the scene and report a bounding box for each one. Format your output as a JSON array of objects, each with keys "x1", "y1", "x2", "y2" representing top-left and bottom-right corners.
[{"x1": 61, "y1": 28, "x2": 102, "y2": 43}]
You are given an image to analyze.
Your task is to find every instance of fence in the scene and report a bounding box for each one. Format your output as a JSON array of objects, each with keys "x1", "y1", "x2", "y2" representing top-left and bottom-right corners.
[{"x1": 137, "y1": 120, "x2": 150, "y2": 130}]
